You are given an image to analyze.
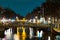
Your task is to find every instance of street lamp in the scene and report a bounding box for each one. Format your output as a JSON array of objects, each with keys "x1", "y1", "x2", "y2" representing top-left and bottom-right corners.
[
  {"x1": 16, "y1": 16, "x2": 19, "y2": 21},
  {"x1": 33, "y1": 18, "x2": 35, "y2": 23},
  {"x1": 1, "y1": 18, "x2": 7, "y2": 23},
  {"x1": 35, "y1": 16, "x2": 38, "y2": 19},
  {"x1": 40, "y1": 17, "x2": 45, "y2": 23},
  {"x1": 48, "y1": 17, "x2": 51, "y2": 20}
]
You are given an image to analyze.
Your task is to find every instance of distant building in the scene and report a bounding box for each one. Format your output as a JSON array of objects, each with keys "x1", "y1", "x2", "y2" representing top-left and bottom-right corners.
[
  {"x1": 46, "y1": 0, "x2": 60, "y2": 3},
  {"x1": 41, "y1": 1, "x2": 60, "y2": 18}
]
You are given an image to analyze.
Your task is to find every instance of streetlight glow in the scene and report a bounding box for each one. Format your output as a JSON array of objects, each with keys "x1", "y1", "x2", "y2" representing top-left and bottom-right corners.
[{"x1": 1, "y1": 18, "x2": 7, "y2": 23}]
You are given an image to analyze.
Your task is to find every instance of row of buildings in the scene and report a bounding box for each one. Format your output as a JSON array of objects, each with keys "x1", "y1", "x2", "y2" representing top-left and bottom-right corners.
[
  {"x1": 25, "y1": 0, "x2": 60, "y2": 24},
  {"x1": 0, "y1": 0, "x2": 60, "y2": 26},
  {"x1": 0, "y1": 0, "x2": 60, "y2": 23}
]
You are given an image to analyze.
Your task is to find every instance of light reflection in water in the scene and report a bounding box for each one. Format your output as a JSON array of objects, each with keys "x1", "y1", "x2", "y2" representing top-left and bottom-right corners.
[
  {"x1": 3, "y1": 27, "x2": 45, "y2": 40},
  {"x1": 17, "y1": 27, "x2": 20, "y2": 37},
  {"x1": 55, "y1": 35, "x2": 60, "y2": 40},
  {"x1": 14, "y1": 27, "x2": 27, "y2": 40},
  {"x1": 29, "y1": 27, "x2": 33, "y2": 39},
  {"x1": 14, "y1": 27, "x2": 20, "y2": 40},
  {"x1": 37, "y1": 30, "x2": 43, "y2": 38},
  {"x1": 22, "y1": 27, "x2": 26, "y2": 40},
  {"x1": 14, "y1": 34, "x2": 20, "y2": 40},
  {"x1": 22, "y1": 27, "x2": 26, "y2": 37},
  {"x1": 4, "y1": 28, "x2": 12, "y2": 40},
  {"x1": 37, "y1": 30, "x2": 40, "y2": 37},
  {"x1": 40, "y1": 30, "x2": 43, "y2": 38},
  {"x1": 22, "y1": 36, "x2": 26, "y2": 40},
  {"x1": 48, "y1": 36, "x2": 51, "y2": 40}
]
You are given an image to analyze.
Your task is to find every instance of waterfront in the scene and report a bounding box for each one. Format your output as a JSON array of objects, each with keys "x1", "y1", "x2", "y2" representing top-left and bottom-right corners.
[
  {"x1": 0, "y1": 26, "x2": 58, "y2": 40},
  {"x1": 0, "y1": 0, "x2": 60, "y2": 40},
  {"x1": 2, "y1": 27, "x2": 50, "y2": 40}
]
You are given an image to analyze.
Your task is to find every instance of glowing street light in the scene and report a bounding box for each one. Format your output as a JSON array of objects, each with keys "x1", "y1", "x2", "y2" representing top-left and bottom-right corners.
[
  {"x1": 35, "y1": 16, "x2": 38, "y2": 19},
  {"x1": 48, "y1": 17, "x2": 51, "y2": 20},
  {"x1": 1, "y1": 18, "x2": 7, "y2": 23},
  {"x1": 8, "y1": 19, "x2": 11, "y2": 21},
  {"x1": 29, "y1": 19, "x2": 32, "y2": 22},
  {"x1": 16, "y1": 16, "x2": 19, "y2": 21},
  {"x1": 40, "y1": 17, "x2": 45, "y2": 23},
  {"x1": 33, "y1": 18, "x2": 35, "y2": 23},
  {"x1": 11, "y1": 19, "x2": 15, "y2": 22}
]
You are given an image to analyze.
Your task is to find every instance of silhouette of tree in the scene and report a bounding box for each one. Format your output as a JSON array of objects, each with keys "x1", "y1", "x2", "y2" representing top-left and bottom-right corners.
[
  {"x1": 26, "y1": 7, "x2": 41, "y2": 19},
  {"x1": 0, "y1": 7, "x2": 23, "y2": 19}
]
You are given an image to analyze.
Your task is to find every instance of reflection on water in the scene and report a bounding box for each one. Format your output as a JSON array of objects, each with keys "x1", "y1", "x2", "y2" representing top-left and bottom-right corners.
[
  {"x1": 22, "y1": 27, "x2": 26, "y2": 37},
  {"x1": 48, "y1": 36, "x2": 51, "y2": 40},
  {"x1": 17, "y1": 27, "x2": 20, "y2": 39},
  {"x1": 1, "y1": 27, "x2": 53, "y2": 40},
  {"x1": 55, "y1": 35, "x2": 60, "y2": 40},
  {"x1": 37, "y1": 30, "x2": 43, "y2": 38},
  {"x1": 29, "y1": 28, "x2": 33, "y2": 39},
  {"x1": 37, "y1": 30, "x2": 40, "y2": 37},
  {"x1": 14, "y1": 34, "x2": 20, "y2": 40},
  {"x1": 4, "y1": 28, "x2": 13, "y2": 40},
  {"x1": 22, "y1": 36, "x2": 26, "y2": 40}
]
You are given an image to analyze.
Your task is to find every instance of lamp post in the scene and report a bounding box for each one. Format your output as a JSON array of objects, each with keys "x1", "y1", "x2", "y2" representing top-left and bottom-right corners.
[{"x1": 35, "y1": 16, "x2": 38, "y2": 25}]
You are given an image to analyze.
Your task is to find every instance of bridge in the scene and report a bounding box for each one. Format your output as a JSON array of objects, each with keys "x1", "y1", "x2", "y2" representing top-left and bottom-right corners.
[
  {"x1": 0, "y1": 17, "x2": 60, "y2": 40},
  {"x1": 0, "y1": 21, "x2": 50, "y2": 30},
  {"x1": 0, "y1": 21, "x2": 60, "y2": 40}
]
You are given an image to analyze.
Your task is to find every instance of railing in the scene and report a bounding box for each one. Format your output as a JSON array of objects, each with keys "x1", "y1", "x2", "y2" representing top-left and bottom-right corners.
[
  {"x1": 52, "y1": 22, "x2": 60, "y2": 32},
  {"x1": 0, "y1": 21, "x2": 50, "y2": 28}
]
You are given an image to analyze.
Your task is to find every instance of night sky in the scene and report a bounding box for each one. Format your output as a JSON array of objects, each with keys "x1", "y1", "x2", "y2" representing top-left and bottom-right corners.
[{"x1": 0, "y1": 0, "x2": 46, "y2": 17}]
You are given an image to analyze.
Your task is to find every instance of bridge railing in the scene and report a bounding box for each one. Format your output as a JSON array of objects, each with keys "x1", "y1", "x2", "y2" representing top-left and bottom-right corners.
[{"x1": 0, "y1": 21, "x2": 51, "y2": 28}]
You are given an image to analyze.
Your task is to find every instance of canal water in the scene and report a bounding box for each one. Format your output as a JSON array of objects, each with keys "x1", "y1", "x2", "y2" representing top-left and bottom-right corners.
[{"x1": 0, "y1": 27, "x2": 60, "y2": 40}]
